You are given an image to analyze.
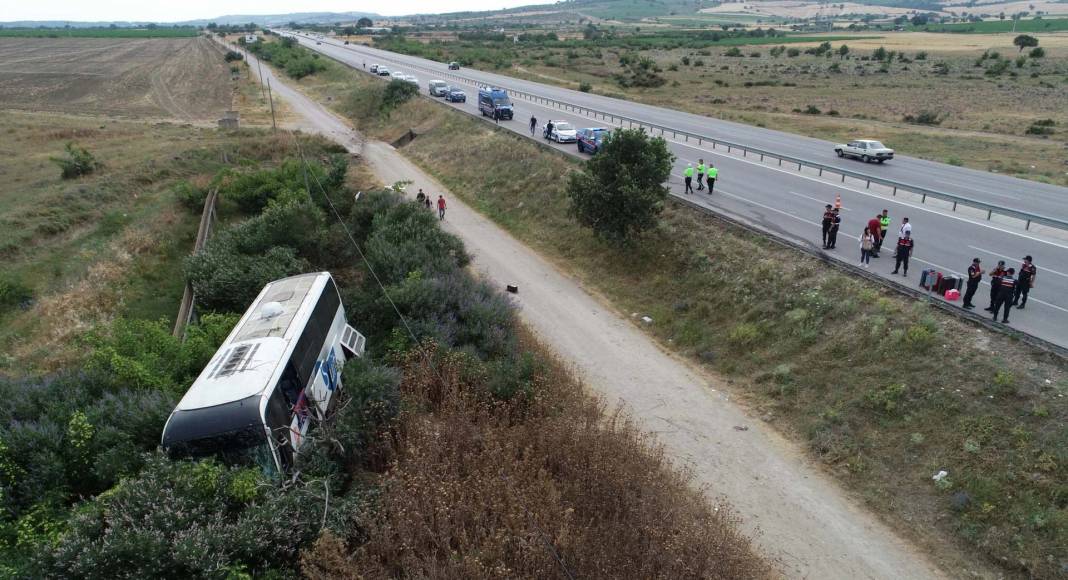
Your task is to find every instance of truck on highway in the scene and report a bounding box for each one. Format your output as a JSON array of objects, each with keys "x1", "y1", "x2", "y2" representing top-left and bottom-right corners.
[{"x1": 478, "y1": 87, "x2": 513, "y2": 120}]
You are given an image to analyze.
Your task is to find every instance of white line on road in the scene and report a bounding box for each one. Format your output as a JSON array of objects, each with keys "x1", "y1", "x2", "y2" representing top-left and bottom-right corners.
[
  {"x1": 933, "y1": 179, "x2": 1020, "y2": 200},
  {"x1": 968, "y1": 246, "x2": 1068, "y2": 279},
  {"x1": 789, "y1": 191, "x2": 851, "y2": 210}
]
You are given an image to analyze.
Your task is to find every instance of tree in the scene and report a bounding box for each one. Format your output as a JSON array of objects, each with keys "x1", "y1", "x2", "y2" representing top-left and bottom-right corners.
[
  {"x1": 567, "y1": 129, "x2": 674, "y2": 244},
  {"x1": 873, "y1": 46, "x2": 887, "y2": 61},
  {"x1": 1013, "y1": 34, "x2": 1038, "y2": 52},
  {"x1": 837, "y1": 44, "x2": 849, "y2": 58},
  {"x1": 357, "y1": 17, "x2": 373, "y2": 28},
  {"x1": 1029, "y1": 46, "x2": 1045, "y2": 58}
]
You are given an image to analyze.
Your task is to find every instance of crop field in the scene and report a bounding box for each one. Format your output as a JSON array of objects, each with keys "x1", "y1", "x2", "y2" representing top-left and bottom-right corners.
[
  {"x1": 0, "y1": 27, "x2": 200, "y2": 38},
  {"x1": 0, "y1": 37, "x2": 232, "y2": 121},
  {"x1": 912, "y1": 16, "x2": 1068, "y2": 33}
]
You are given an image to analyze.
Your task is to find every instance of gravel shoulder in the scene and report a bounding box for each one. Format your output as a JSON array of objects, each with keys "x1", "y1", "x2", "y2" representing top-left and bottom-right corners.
[{"x1": 245, "y1": 46, "x2": 947, "y2": 579}]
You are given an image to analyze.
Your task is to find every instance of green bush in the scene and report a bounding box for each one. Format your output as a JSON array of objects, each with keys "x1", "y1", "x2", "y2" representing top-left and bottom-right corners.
[
  {"x1": 903, "y1": 110, "x2": 942, "y2": 126},
  {"x1": 724, "y1": 47, "x2": 743, "y2": 57},
  {"x1": 728, "y1": 323, "x2": 760, "y2": 347},
  {"x1": 50, "y1": 142, "x2": 101, "y2": 179},
  {"x1": 1029, "y1": 46, "x2": 1045, "y2": 58},
  {"x1": 864, "y1": 383, "x2": 907, "y2": 415},
  {"x1": 0, "y1": 276, "x2": 33, "y2": 315},
  {"x1": 381, "y1": 79, "x2": 419, "y2": 114},
  {"x1": 172, "y1": 180, "x2": 208, "y2": 212},
  {"x1": 186, "y1": 244, "x2": 309, "y2": 312}
]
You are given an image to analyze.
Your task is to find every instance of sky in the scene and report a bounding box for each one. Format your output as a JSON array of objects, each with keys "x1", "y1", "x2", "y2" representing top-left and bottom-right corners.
[{"x1": 1, "y1": 0, "x2": 539, "y2": 22}]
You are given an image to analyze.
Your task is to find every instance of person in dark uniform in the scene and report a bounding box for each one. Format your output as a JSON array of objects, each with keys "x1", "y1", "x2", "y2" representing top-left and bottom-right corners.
[
  {"x1": 991, "y1": 268, "x2": 1016, "y2": 323},
  {"x1": 827, "y1": 208, "x2": 842, "y2": 249},
  {"x1": 984, "y1": 260, "x2": 1007, "y2": 312},
  {"x1": 821, "y1": 204, "x2": 834, "y2": 249},
  {"x1": 1013, "y1": 255, "x2": 1037, "y2": 309},
  {"x1": 890, "y1": 231, "x2": 913, "y2": 276},
  {"x1": 416, "y1": 188, "x2": 426, "y2": 205},
  {"x1": 962, "y1": 258, "x2": 982, "y2": 309}
]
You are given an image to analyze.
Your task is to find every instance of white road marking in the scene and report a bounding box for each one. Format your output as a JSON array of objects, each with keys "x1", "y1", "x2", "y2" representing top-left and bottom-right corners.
[
  {"x1": 968, "y1": 246, "x2": 1068, "y2": 279},
  {"x1": 933, "y1": 179, "x2": 1020, "y2": 200},
  {"x1": 789, "y1": 191, "x2": 850, "y2": 210}
]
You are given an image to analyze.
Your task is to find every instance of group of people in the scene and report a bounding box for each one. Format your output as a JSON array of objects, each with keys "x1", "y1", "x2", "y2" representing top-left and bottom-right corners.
[
  {"x1": 415, "y1": 188, "x2": 448, "y2": 220},
  {"x1": 818, "y1": 203, "x2": 1039, "y2": 325},
  {"x1": 683, "y1": 159, "x2": 718, "y2": 194},
  {"x1": 962, "y1": 256, "x2": 1038, "y2": 324}
]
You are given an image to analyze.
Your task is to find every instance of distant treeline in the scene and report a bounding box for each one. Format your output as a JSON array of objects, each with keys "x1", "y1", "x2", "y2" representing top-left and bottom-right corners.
[{"x1": 0, "y1": 27, "x2": 199, "y2": 38}]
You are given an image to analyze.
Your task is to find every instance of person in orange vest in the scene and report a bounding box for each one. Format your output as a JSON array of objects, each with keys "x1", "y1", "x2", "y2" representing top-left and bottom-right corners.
[
  {"x1": 984, "y1": 260, "x2": 1007, "y2": 312},
  {"x1": 991, "y1": 268, "x2": 1017, "y2": 323},
  {"x1": 437, "y1": 194, "x2": 447, "y2": 220},
  {"x1": 1013, "y1": 255, "x2": 1037, "y2": 309}
]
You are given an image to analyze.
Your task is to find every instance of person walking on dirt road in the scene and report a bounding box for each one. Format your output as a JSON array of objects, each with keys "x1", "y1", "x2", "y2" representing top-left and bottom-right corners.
[
  {"x1": 416, "y1": 188, "x2": 426, "y2": 205},
  {"x1": 437, "y1": 195, "x2": 447, "y2": 220},
  {"x1": 529, "y1": 115, "x2": 537, "y2": 136},
  {"x1": 707, "y1": 163, "x2": 718, "y2": 192},
  {"x1": 683, "y1": 163, "x2": 694, "y2": 195}
]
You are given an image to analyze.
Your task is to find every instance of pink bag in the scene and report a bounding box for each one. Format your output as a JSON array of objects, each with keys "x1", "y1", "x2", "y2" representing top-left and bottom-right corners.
[{"x1": 944, "y1": 289, "x2": 960, "y2": 301}]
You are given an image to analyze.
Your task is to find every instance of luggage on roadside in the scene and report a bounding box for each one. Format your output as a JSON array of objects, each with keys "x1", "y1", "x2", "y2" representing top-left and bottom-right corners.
[
  {"x1": 945, "y1": 288, "x2": 961, "y2": 301},
  {"x1": 938, "y1": 275, "x2": 962, "y2": 295},
  {"x1": 919, "y1": 269, "x2": 942, "y2": 291}
]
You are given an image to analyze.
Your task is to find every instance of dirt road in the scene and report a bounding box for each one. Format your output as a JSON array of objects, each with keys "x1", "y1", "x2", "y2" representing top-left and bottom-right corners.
[{"x1": 243, "y1": 47, "x2": 947, "y2": 579}]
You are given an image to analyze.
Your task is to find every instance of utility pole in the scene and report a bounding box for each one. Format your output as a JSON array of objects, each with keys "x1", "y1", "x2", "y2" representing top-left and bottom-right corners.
[
  {"x1": 256, "y1": 58, "x2": 266, "y2": 102},
  {"x1": 267, "y1": 78, "x2": 277, "y2": 132}
]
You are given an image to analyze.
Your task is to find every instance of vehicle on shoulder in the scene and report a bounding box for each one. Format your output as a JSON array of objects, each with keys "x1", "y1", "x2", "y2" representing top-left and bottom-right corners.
[
  {"x1": 577, "y1": 127, "x2": 609, "y2": 154},
  {"x1": 377, "y1": 66, "x2": 391, "y2": 76},
  {"x1": 428, "y1": 80, "x2": 449, "y2": 96},
  {"x1": 446, "y1": 87, "x2": 467, "y2": 102},
  {"x1": 404, "y1": 75, "x2": 419, "y2": 86},
  {"x1": 161, "y1": 272, "x2": 366, "y2": 478},
  {"x1": 545, "y1": 121, "x2": 578, "y2": 143},
  {"x1": 477, "y1": 87, "x2": 513, "y2": 120},
  {"x1": 370, "y1": 64, "x2": 379, "y2": 73},
  {"x1": 835, "y1": 139, "x2": 894, "y2": 163},
  {"x1": 448, "y1": 61, "x2": 460, "y2": 70}
]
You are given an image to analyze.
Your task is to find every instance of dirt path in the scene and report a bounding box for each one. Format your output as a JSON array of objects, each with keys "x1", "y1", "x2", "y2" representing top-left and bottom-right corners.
[{"x1": 246, "y1": 50, "x2": 947, "y2": 580}]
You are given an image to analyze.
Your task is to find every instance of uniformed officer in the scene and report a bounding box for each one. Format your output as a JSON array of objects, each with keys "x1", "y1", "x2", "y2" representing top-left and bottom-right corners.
[
  {"x1": 696, "y1": 159, "x2": 706, "y2": 191},
  {"x1": 827, "y1": 208, "x2": 842, "y2": 249},
  {"x1": 821, "y1": 204, "x2": 834, "y2": 248},
  {"x1": 1013, "y1": 255, "x2": 1037, "y2": 309},
  {"x1": 962, "y1": 258, "x2": 982, "y2": 310},
  {"x1": 991, "y1": 268, "x2": 1017, "y2": 323},
  {"x1": 984, "y1": 260, "x2": 1007, "y2": 312},
  {"x1": 684, "y1": 163, "x2": 694, "y2": 194},
  {"x1": 890, "y1": 231, "x2": 913, "y2": 276},
  {"x1": 707, "y1": 163, "x2": 718, "y2": 192},
  {"x1": 876, "y1": 209, "x2": 890, "y2": 256}
]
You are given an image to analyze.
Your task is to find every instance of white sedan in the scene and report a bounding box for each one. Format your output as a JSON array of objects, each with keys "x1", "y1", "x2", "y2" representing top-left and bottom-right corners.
[{"x1": 546, "y1": 121, "x2": 578, "y2": 143}]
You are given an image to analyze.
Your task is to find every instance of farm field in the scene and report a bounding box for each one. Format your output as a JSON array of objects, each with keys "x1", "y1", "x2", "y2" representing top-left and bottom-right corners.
[
  {"x1": 381, "y1": 30, "x2": 1068, "y2": 184},
  {"x1": 0, "y1": 37, "x2": 232, "y2": 122},
  {"x1": 0, "y1": 27, "x2": 199, "y2": 38}
]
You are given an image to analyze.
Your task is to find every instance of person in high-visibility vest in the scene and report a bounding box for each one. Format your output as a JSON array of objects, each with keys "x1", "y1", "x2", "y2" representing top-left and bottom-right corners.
[
  {"x1": 876, "y1": 209, "x2": 890, "y2": 256},
  {"x1": 707, "y1": 163, "x2": 718, "y2": 192},
  {"x1": 696, "y1": 159, "x2": 706, "y2": 191},
  {"x1": 683, "y1": 163, "x2": 694, "y2": 194}
]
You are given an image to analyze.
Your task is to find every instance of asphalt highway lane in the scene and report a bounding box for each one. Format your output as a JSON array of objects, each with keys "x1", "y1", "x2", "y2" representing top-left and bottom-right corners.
[{"x1": 287, "y1": 32, "x2": 1068, "y2": 349}]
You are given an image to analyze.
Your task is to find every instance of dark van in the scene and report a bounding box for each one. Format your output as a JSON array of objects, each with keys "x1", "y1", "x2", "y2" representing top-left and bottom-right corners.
[{"x1": 478, "y1": 87, "x2": 513, "y2": 120}]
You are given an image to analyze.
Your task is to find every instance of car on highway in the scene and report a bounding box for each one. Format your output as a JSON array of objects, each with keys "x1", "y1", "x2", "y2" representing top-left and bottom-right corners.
[
  {"x1": 577, "y1": 127, "x2": 609, "y2": 154},
  {"x1": 370, "y1": 64, "x2": 379, "y2": 73},
  {"x1": 404, "y1": 76, "x2": 419, "y2": 86},
  {"x1": 377, "y1": 67, "x2": 391, "y2": 76},
  {"x1": 546, "y1": 121, "x2": 578, "y2": 143},
  {"x1": 478, "y1": 87, "x2": 513, "y2": 120},
  {"x1": 445, "y1": 88, "x2": 467, "y2": 102},
  {"x1": 835, "y1": 139, "x2": 894, "y2": 163},
  {"x1": 448, "y1": 61, "x2": 460, "y2": 70},
  {"x1": 428, "y1": 80, "x2": 449, "y2": 96}
]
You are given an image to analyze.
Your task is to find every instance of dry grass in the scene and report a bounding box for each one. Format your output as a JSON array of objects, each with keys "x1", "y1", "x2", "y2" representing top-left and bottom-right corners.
[
  {"x1": 0, "y1": 37, "x2": 232, "y2": 122},
  {"x1": 303, "y1": 338, "x2": 775, "y2": 579}
]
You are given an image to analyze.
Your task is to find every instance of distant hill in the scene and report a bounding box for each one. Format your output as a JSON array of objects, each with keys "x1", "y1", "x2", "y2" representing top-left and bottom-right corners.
[{"x1": 0, "y1": 12, "x2": 380, "y2": 28}]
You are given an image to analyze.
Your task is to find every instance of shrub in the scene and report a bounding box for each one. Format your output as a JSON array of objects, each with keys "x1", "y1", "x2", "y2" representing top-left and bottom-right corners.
[
  {"x1": 186, "y1": 243, "x2": 309, "y2": 312},
  {"x1": 567, "y1": 128, "x2": 674, "y2": 244},
  {"x1": 802, "y1": 105, "x2": 822, "y2": 115},
  {"x1": 728, "y1": 323, "x2": 760, "y2": 347},
  {"x1": 0, "y1": 276, "x2": 33, "y2": 315},
  {"x1": 50, "y1": 142, "x2": 100, "y2": 179},
  {"x1": 724, "y1": 47, "x2": 743, "y2": 57},
  {"x1": 172, "y1": 180, "x2": 208, "y2": 212},
  {"x1": 578, "y1": 81, "x2": 592, "y2": 92},
  {"x1": 903, "y1": 110, "x2": 942, "y2": 125},
  {"x1": 218, "y1": 159, "x2": 320, "y2": 214},
  {"x1": 864, "y1": 383, "x2": 907, "y2": 415},
  {"x1": 915, "y1": 51, "x2": 928, "y2": 60},
  {"x1": 381, "y1": 79, "x2": 418, "y2": 114},
  {"x1": 224, "y1": 50, "x2": 243, "y2": 62},
  {"x1": 786, "y1": 47, "x2": 800, "y2": 57},
  {"x1": 1029, "y1": 47, "x2": 1045, "y2": 58}
]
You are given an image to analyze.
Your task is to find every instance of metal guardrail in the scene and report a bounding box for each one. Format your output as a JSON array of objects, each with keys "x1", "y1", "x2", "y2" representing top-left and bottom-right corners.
[
  {"x1": 295, "y1": 32, "x2": 1068, "y2": 234},
  {"x1": 173, "y1": 188, "x2": 219, "y2": 339}
]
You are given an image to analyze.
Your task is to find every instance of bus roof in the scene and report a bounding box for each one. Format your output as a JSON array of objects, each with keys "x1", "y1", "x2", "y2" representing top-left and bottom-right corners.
[{"x1": 175, "y1": 272, "x2": 332, "y2": 411}]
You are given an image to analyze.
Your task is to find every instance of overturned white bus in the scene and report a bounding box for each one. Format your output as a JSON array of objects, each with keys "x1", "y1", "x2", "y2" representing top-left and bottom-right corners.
[{"x1": 162, "y1": 272, "x2": 366, "y2": 476}]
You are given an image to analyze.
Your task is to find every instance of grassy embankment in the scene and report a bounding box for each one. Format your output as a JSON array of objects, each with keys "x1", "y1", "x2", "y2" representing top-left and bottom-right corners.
[
  {"x1": 0, "y1": 112, "x2": 275, "y2": 370},
  {"x1": 300, "y1": 60, "x2": 1068, "y2": 578},
  {"x1": 373, "y1": 33, "x2": 1068, "y2": 185}
]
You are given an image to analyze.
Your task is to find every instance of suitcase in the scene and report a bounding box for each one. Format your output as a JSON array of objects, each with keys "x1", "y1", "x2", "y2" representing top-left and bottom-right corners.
[
  {"x1": 944, "y1": 288, "x2": 961, "y2": 301},
  {"x1": 939, "y1": 276, "x2": 962, "y2": 295},
  {"x1": 920, "y1": 269, "x2": 942, "y2": 291}
]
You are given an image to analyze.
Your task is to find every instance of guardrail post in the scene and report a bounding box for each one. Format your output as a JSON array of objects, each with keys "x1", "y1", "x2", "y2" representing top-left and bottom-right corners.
[
  {"x1": 866, "y1": 180, "x2": 871, "y2": 188},
  {"x1": 987, "y1": 210, "x2": 993, "y2": 220},
  {"x1": 922, "y1": 194, "x2": 927, "y2": 202},
  {"x1": 1026, "y1": 219, "x2": 1031, "y2": 230},
  {"x1": 818, "y1": 168, "x2": 823, "y2": 176},
  {"x1": 841, "y1": 174, "x2": 845, "y2": 182},
  {"x1": 798, "y1": 162, "x2": 802, "y2": 170},
  {"x1": 728, "y1": 145, "x2": 732, "y2": 153},
  {"x1": 892, "y1": 186, "x2": 897, "y2": 196},
  {"x1": 953, "y1": 201, "x2": 958, "y2": 211},
  {"x1": 743, "y1": 149, "x2": 747, "y2": 157}
]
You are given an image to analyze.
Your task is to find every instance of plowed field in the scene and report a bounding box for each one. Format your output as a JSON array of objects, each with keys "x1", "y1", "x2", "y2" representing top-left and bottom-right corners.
[{"x1": 0, "y1": 36, "x2": 231, "y2": 121}]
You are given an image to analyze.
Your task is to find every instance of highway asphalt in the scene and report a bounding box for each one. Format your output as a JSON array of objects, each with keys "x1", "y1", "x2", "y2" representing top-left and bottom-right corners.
[{"x1": 284, "y1": 32, "x2": 1068, "y2": 349}]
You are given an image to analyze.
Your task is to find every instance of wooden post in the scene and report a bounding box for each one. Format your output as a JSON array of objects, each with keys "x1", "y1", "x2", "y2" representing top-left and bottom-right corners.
[{"x1": 267, "y1": 78, "x2": 277, "y2": 132}]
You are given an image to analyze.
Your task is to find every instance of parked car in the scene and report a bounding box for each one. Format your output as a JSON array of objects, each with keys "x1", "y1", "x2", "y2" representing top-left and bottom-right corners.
[
  {"x1": 448, "y1": 61, "x2": 460, "y2": 70},
  {"x1": 446, "y1": 88, "x2": 467, "y2": 102},
  {"x1": 377, "y1": 67, "x2": 391, "y2": 76},
  {"x1": 546, "y1": 121, "x2": 578, "y2": 143},
  {"x1": 577, "y1": 127, "x2": 609, "y2": 154},
  {"x1": 370, "y1": 64, "x2": 379, "y2": 73},
  {"x1": 834, "y1": 139, "x2": 894, "y2": 163},
  {"x1": 428, "y1": 80, "x2": 449, "y2": 96},
  {"x1": 404, "y1": 76, "x2": 419, "y2": 86}
]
